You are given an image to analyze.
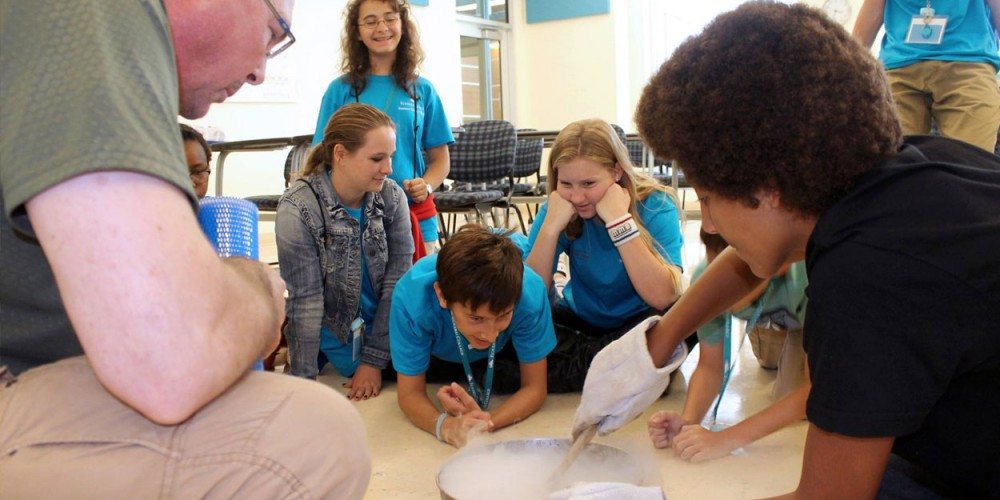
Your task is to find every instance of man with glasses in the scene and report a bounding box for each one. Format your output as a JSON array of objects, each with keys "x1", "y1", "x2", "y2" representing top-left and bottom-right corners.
[{"x1": 0, "y1": 0, "x2": 370, "y2": 497}]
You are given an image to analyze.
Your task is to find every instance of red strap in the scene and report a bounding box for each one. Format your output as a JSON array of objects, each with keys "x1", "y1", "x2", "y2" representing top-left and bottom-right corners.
[
  {"x1": 409, "y1": 209, "x2": 427, "y2": 263},
  {"x1": 409, "y1": 194, "x2": 438, "y2": 220}
]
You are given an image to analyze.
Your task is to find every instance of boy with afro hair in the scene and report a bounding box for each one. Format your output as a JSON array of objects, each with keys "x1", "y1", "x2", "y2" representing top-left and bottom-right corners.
[{"x1": 572, "y1": 2, "x2": 1000, "y2": 497}]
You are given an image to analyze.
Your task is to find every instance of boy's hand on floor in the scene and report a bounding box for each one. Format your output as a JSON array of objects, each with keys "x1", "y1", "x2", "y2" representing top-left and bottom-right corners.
[
  {"x1": 647, "y1": 410, "x2": 687, "y2": 448},
  {"x1": 673, "y1": 424, "x2": 738, "y2": 463},
  {"x1": 443, "y1": 410, "x2": 494, "y2": 447},
  {"x1": 344, "y1": 364, "x2": 382, "y2": 400},
  {"x1": 437, "y1": 382, "x2": 480, "y2": 415}
]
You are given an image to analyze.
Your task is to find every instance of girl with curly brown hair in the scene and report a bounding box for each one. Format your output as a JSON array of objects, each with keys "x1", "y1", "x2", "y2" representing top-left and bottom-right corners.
[{"x1": 312, "y1": 0, "x2": 453, "y2": 255}]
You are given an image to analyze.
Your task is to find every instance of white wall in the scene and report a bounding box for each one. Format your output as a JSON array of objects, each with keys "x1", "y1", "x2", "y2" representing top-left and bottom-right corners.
[
  {"x1": 187, "y1": 0, "x2": 463, "y2": 198},
  {"x1": 193, "y1": 0, "x2": 870, "y2": 198},
  {"x1": 511, "y1": 2, "x2": 619, "y2": 131}
]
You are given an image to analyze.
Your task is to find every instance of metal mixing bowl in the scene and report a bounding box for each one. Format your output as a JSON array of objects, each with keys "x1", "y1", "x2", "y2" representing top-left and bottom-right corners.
[{"x1": 436, "y1": 438, "x2": 647, "y2": 500}]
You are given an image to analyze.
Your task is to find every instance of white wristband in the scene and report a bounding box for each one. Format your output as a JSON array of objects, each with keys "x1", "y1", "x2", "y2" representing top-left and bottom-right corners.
[
  {"x1": 604, "y1": 213, "x2": 633, "y2": 228},
  {"x1": 607, "y1": 215, "x2": 637, "y2": 243},
  {"x1": 613, "y1": 230, "x2": 641, "y2": 247},
  {"x1": 435, "y1": 412, "x2": 448, "y2": 442}
]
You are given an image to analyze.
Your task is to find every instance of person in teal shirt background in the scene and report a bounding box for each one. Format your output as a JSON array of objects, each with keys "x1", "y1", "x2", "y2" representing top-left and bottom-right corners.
[
  {"x1": 853, "y1": 0, "x2": 1000, "y2": 152},
  {"x1": 314, "y1": 0, "x2": 454, "y2": 253},
  {"x1": 648, "y1": 229, "x2": 810, "y2": 464}
]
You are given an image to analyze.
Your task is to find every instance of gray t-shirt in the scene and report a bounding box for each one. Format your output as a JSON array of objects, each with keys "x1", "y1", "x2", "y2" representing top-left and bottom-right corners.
[{"x1": 0, "y1": 0, "x2": 195, "y2": 374}]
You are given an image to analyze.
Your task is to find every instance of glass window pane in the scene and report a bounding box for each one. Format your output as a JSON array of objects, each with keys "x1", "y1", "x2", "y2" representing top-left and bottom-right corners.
[
  {"x1": 489, "y1": 0, "x2": 507, "y2": 22},
  {"x1": 455, "y1": 0, "x2": 481, "y2": 18},
  {"x1": 455, "y1": 0, "x2": 507, "y2": 23},
  {"x1": 490, "y1": 40, "x2": 502, "y2": 120},
  {"x1": 460, "y1": 36, "x2": 484, "y2": 122}
]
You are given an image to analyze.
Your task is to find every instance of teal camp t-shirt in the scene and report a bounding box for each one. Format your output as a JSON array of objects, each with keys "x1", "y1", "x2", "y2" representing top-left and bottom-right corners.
[
  {"x1": 343, "y1": 205, "x2": 378, "y2": 324},
  {"x1": 879, "y1": 0, "x2": 1000, "y2": 71},
  {"x1": 313, "y1": 75, "x2": 454, "y2": 185},
  {"x1": 526, "y1": 190, "x2": 683, "y2": 329},
  {"x1": 317, "y1": 205, "x2": 378, "y2": 375},
  {"x1": 389, "y1": 255, "x2": 556, "y2": 376},
  {"x1": 693, "y1": 260, "x2": 808, "y2": 345}
]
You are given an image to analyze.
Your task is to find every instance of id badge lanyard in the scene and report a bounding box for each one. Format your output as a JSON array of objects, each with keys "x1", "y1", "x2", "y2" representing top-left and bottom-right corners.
[
  {"x1": 905, "y1": 1, "x2": 948, "y2": 44},
  {"x1": 710, "y1": 282, "x2": 773, "y2": 425},
  {"x1": 452, "y1": 315, "x2": 495, "y2": 410},
  {"x1": 920, "y1": 1, "x2": 935, "y2": 37}
]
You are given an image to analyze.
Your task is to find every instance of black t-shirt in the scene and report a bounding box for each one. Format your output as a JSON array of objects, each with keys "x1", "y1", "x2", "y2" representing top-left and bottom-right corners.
[{"x1": 804, "y1": 136, "x2": 1000, "y2": 497}]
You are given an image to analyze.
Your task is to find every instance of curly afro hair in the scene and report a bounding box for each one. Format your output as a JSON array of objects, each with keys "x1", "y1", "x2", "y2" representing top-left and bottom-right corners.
[{"x1": 635, "y1": 1, "x2": 901, "y2": 215}]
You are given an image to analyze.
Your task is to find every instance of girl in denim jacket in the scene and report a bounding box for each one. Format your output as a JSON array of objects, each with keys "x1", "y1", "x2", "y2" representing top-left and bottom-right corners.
[{"x1": 277, "y1": 103, "x2": 414, "y2": 399}]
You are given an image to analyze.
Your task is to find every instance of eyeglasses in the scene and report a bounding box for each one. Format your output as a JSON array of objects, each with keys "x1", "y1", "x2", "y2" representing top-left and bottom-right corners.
[
  {"x1": 190, "y1": 168, "x2": 212, "y2": 181},
  {"x1": 262, "y1": 0, "x2": 296, "y2": 59},
  {"x1": 358, "y1": 13, "x2": 401, "y2": 30}
]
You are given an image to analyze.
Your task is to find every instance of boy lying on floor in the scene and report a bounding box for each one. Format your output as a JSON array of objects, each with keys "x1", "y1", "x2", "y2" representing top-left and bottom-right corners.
[{"x1": 389, "y1": 225, "x2": 556, "y2": 447}]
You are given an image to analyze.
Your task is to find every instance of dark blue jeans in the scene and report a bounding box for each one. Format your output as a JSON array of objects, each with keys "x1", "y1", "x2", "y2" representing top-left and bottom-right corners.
[{"x1": 877, "y1": 454, "x2": 955, "y2": 499}]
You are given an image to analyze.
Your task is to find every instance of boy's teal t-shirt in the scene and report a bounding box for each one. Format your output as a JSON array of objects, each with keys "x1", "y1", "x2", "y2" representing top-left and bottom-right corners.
[
  {"x1": 389, "y1": 255, "x2": 556, "y2": 376},
  {"x1": 694, "y1": 260, "x2": 809, "y2": 345}
]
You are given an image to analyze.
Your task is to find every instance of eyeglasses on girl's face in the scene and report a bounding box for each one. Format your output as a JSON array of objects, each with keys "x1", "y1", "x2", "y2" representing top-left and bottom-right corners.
[{"x1": 359, "y1": 12, "x2": 400, "y2": 29}]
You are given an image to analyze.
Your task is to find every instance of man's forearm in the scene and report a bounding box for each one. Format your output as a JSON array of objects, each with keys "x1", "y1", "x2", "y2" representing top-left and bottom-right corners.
[
  {"x1": 218, "y1": 258, "x2": 283, "y2": 359},
  {"x1": 27, "y1": 171, "x2": 282, "y2": 424}
]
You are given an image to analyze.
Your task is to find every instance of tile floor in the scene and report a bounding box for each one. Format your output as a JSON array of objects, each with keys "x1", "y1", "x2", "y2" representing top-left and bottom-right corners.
[
  {"x1": 315, "y1": 335, "x2": 806, "y2": 499},
  {"x1": 261, "y1": 206, "x2": 808, "y2": 499}
]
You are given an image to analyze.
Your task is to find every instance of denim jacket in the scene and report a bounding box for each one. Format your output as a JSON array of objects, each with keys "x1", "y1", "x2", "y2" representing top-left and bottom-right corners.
[{"x1": 276, "y1": 170, "x2": 414, "y2": 378}]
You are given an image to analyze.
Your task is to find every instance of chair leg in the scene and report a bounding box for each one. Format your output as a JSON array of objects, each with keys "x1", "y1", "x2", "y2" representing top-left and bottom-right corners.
[
  {"x1": 512, "y1": 205, "x2": 527, "y2": 235},
  {"x1": 474, "y1": 202, "x2": 492, "y2": 227},
  {"x1": 437, "y1": 212, "x2": 450, "y2": 241}
]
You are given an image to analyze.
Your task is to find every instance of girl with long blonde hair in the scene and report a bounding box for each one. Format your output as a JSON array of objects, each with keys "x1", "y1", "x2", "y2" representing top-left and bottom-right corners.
[{"x1": 525, "y1": 118, "x2": 684, "y2": 391}]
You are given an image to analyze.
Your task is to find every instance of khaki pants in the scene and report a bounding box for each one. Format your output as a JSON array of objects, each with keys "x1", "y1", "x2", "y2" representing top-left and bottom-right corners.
[
  {"x1": 887, "y1": 60, "x2": 1000, "y2": 153},
  {"x1": 0, "y1": 357, "x2": 371, "y2": 499},
  {"x1": 748, "y1": 326, "x2": 806, "y2": 400}
]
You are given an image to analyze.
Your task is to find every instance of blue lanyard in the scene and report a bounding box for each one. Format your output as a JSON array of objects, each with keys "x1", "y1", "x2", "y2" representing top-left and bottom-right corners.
[
  {"x1": 451, "y1": 315, "x2": 495, "y2": 410},
  {"x1": 710, "y1": 282, "x2": 773, "y2": 425}
]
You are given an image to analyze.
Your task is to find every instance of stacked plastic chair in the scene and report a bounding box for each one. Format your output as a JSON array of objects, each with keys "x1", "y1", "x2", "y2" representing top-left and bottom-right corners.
[{"x1": 434, "y1": 120, "x2": 516, "y2": 240}]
